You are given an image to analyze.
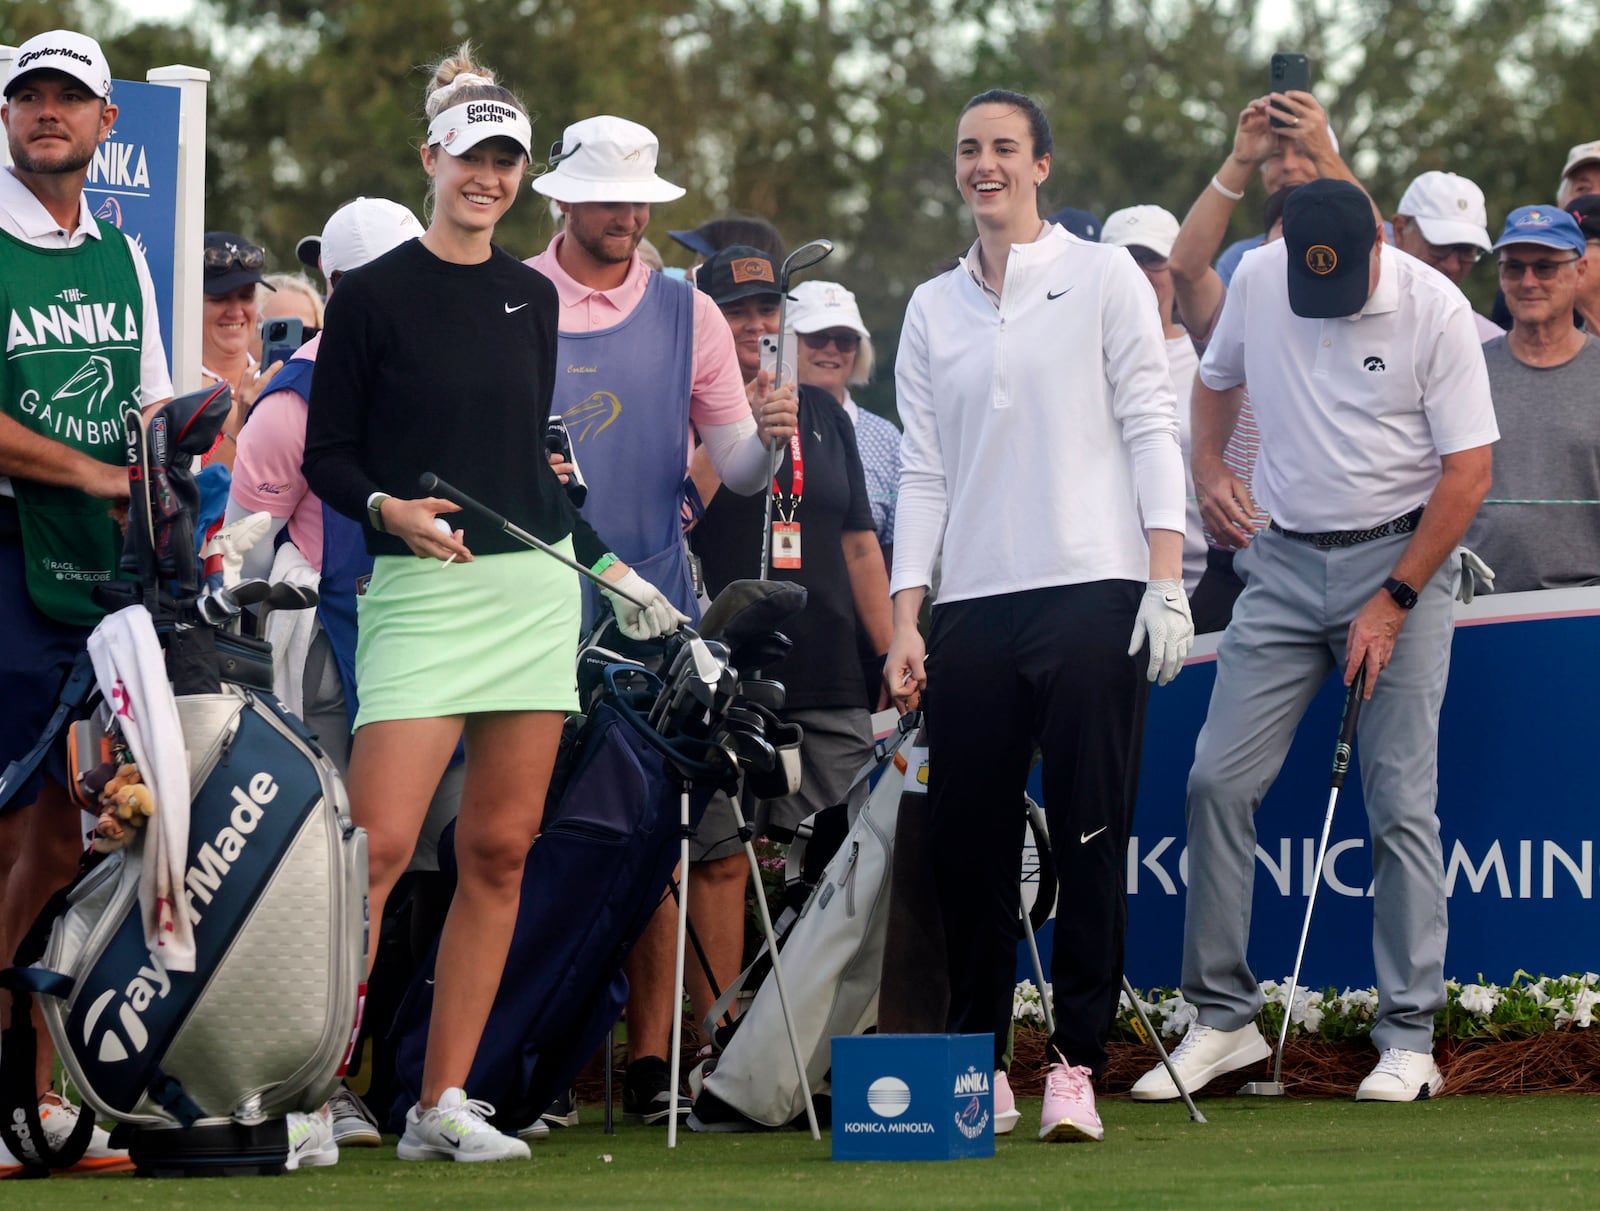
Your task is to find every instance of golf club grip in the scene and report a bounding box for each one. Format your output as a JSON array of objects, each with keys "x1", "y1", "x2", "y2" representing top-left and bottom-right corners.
[
  {"x1": 1329, "y1": 668, "x2": 1366, "y2": 788},
  {"x1": 417, "y1": 473, "x2": 507, "y2": 530}
]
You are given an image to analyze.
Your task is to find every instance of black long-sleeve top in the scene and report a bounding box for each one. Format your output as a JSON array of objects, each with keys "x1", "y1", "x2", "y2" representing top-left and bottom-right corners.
[{"x1": 303, "y1": 239, "x2": 606, "y2": 566}]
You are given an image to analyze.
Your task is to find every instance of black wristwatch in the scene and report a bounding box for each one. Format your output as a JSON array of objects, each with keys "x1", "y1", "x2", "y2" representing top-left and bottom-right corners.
[{"x1": 1382, "y1": 577, "x2": 1419, "y2": 610}]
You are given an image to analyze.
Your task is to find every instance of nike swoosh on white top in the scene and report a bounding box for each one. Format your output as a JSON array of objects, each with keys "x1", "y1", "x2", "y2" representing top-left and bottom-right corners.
[
  {"x1": 1080, "y1": 826, "x2": 1108, "y2": 844},
  {"x1": 504, "y1": 302, "x2": 529, "y2": 313}
]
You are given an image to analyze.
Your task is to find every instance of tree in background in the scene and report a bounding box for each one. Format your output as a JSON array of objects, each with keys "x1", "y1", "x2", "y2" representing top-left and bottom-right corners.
[{"x1": 8, "y1": 0, "x2": 1595, "y2": 416}]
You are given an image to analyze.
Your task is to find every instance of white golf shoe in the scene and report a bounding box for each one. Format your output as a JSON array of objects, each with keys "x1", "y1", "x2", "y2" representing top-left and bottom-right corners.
[
  {"x1": 1356, "y1": 1049, "x2": 1444, "y2": 1102},
  {"x1": 397, "y1": 1088, "x2": 529, "y2": 1162},
  {"x1": 993, "y1": 1070, "x2": 1021, "y2": 1135},
  {"x1": 1130, "y1": 1021, "x2": 1271, "y2": 1100}
]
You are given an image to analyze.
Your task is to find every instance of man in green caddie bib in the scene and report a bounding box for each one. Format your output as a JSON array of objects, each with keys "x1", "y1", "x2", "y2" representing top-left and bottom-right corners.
[{"x1": 0, "y1": 29, "x2": 172, "y2": 1176}]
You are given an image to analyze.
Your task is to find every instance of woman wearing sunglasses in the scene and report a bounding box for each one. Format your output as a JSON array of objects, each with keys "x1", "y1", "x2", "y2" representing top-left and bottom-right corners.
[{"x1": 199, "y1": 231, "x2": 279, "y2": 467}]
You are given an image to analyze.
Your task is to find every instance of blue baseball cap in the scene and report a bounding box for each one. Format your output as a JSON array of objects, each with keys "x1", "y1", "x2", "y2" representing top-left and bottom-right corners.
[
  {"x1": 1491, "y1": 205, "x2": 1587, "y2": 255},
  {"x1": 1282, "y1": 180, "x2": 1376, "y2": 319},
  {"x1": 1047, "y1": 207, "x2": 1100, "y2": 241}
]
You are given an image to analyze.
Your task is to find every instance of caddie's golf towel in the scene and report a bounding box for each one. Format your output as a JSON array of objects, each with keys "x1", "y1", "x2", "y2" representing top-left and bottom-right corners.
[{"x1": 87, "y1": 606, "x2": 196, "y2": 972}]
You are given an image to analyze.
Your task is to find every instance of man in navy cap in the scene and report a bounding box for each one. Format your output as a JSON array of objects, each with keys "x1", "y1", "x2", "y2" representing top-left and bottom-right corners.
[
  {"x1": 1468, "y1": 206, "x2": 1598, "y2": 591},
  {"x1": 1132, "y1": 180, "x2": 1498, "y2": 1104}
]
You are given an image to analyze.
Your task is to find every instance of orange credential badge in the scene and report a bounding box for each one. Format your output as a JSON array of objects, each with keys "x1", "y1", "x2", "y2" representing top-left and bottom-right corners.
[
  {"x1": 730, "y1": 257, "x2": 776, "y2": 284},
  {"x1": 1306, "y1": 244, "x2": 1337, "y2": 275}
]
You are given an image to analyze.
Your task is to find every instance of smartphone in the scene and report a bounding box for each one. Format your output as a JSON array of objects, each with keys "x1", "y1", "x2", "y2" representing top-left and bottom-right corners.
[
  {"x1": 260, "y1": 317, "x2": 304, "y2": 368},
  {"x1": 758, "y1": 332, "x2": 799, "y2": 384},
  {"x1": 1269, "y1": 52, "x2": 1311, "y2": 128}
]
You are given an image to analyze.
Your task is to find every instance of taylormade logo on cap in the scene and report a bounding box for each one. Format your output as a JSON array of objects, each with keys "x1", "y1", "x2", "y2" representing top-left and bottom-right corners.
[{"x1": 4, "y1": 30, "x2": 112, "y2": 99}]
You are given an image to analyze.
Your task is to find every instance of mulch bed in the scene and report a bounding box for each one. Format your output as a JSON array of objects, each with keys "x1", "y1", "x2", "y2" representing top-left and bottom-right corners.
[{"x1": 1010, "y1": 1027, "x2": 1600, "y2": 1099}]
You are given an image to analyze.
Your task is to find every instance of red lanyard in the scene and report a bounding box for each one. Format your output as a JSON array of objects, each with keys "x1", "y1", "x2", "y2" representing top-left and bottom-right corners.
[{"x1": 771, "y1": 433, "x2": 803, "y2": 522}]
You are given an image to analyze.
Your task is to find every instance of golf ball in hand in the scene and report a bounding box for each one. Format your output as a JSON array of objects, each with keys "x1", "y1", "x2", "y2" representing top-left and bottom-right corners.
[{"x1": 433, "y1": 517, "x2": 453, "y2": 537}]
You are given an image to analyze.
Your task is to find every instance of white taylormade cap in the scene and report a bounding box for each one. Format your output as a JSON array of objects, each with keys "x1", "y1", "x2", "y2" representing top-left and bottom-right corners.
[
  {"x1": 531, "y1": 116, "x2": 686, "y2": 204},
  {"x1": 4, "y1": 30, "x2": 112, "y2": 100},
  {"x1": 786, "y1": 280, "x2": 870, "y2": 340},
  {"x1": 318, "y1": 198, "x2": 422, "y2": 278},
  {"x1": 426, "y1": 98, "x2": 532, "y2": 159},
  {"x1": 1101, "y1": 205, "x2": 1182, "y2": 260},
  {"x1": 1396, "y1": 171, "x2": 1492, "y2": 252}
]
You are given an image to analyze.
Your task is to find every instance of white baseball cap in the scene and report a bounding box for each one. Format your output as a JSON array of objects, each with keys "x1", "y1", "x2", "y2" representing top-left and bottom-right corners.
[
  {"x1": 1101, "y1": 205, "x2": 1181, "y2": 259},
  {"x1": 1395, "y1": 171, "x2": 1492, "y2": 252},
  {"x1": 4, "y1": 30, "x2": 111, "y2": 100},
  {"x1": 315, "y1": 198, "x2": 422, "y2": 278},
  {"x1": 1560, "y1": 139, "x2": 1600, "y2": 182},
  {"x1": 786, "y1": 281, "x2": 870, "y2": 340},
  {"x1": 426, "y1": 98, "x2": 532, "y2": 159},
  {"x1": 531, "y1": 116, "x2": 685, "y2": 204}
]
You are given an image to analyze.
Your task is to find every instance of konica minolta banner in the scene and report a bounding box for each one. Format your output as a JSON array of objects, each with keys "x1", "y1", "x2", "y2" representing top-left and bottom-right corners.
[
  {"x1": 1021, "y1": 588, "x2": 1600, "y2": 990},
  {"x1": 82, "y1": 79, "x2": 180, "y2": 374}
]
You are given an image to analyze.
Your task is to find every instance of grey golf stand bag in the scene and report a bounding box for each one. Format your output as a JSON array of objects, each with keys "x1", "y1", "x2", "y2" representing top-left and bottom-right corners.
[{"x1": 0, "y1": 386, "x2": 366, "y2": 1178}]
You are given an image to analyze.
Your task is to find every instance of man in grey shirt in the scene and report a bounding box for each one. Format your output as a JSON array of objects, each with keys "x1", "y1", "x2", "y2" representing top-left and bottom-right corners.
[{"x1": 1470, "y1": 206, "x2": 1600, "y2": 591}]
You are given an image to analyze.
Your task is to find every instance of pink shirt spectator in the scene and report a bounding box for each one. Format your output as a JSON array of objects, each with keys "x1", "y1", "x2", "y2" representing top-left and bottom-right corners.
[
  {"x1": 231, "y1": 333, "x2": 325, "y2": 570},
  {"x1": 527, "y1": 233, "x2": 749, "y2": 429}
]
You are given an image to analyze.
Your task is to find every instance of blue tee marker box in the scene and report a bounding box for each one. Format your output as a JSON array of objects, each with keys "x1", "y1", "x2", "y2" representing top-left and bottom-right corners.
[{"x1": 831, "y1": 1034, "x2": 995, "y2": 1161}]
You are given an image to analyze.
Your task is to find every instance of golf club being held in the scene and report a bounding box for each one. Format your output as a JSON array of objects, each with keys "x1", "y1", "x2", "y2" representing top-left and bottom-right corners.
[
  {"x1": 758, "y1": 238, "x2": 834, "y2": 580},
  {"x1": 1240, "y1": 667, "x2": 1367, "y2": 1097}
]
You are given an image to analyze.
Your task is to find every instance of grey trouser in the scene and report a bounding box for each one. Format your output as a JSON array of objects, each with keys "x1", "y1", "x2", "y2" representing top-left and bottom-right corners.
[
  {"x1": 303, "y1": 625, "x2": 463, "y2": 873},
  {"x1": 1180, "y1": 527, "x2": 1456, "y2": 1052}
]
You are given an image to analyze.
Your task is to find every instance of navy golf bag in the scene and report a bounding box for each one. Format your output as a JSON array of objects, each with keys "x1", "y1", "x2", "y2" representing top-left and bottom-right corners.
[{"x1": 387, "y1": 672, "x2": 732, "y2": 1132}]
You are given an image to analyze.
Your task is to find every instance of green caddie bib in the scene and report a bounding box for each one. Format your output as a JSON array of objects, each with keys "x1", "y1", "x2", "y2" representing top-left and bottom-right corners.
[{"x1": 0, "y1": 220, "x2": 145, "y2": 626}]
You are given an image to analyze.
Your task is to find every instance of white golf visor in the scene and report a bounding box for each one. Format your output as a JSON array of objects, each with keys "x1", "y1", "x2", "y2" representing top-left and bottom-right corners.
[{"x1": 426, "y1": 100, "x2": 532, "y2": 159}]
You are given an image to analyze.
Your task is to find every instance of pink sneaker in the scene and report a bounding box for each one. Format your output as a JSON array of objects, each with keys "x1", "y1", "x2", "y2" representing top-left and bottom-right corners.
[
  {"x1": 993, "y1": 1070, "x2": 1020, "y2": 1135},
  {"x1": 1039, "y1": 1053, "x2": 1103, "y2": 1142}
]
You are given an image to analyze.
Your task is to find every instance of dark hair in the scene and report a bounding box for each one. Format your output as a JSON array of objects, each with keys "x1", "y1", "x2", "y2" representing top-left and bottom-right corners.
[
  {"x1": 960, "y1": 89, "x2": 1053, "y2": 159},
  {"x1": 1263, "y1": 183, "x2": 1301, "y2": 234},
  {"x1": 689, "y1": 215, "x2": 786, "y2": 261}
]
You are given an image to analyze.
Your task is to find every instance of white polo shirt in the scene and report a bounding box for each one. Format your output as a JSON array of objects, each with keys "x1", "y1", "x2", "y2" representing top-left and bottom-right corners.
[
  {"x1": 892, "y1": 224, "x2": 1185, "y2": 602},
  {"x1": 0, "y1": 167, "x2": 171, "y2": 497},
  {"x1": 1198, "y1": 241, "x2": 1497, "y2": 532}
]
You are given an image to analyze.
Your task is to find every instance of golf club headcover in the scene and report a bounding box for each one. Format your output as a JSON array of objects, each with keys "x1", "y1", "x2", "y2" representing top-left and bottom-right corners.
[
  {"x1": 151, "y1": 382, "x2": 231, "y2": 459},
  {"x1": 698, "y1": 579, "x2": 808, "y2": 644}
]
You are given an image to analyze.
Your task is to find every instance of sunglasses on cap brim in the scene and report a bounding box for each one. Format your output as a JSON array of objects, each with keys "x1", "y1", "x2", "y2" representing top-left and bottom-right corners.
[{"x1": 204, "y1": 242, "x2": 266, "y2": 272}]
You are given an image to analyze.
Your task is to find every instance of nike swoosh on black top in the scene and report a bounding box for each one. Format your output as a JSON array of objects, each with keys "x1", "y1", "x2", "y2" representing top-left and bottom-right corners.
[{"x1": 504, "y1": 302, "x2": 529, "y2": 313}]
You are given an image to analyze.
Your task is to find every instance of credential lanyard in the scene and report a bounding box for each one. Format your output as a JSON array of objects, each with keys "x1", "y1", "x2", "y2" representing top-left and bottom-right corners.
[{"x1": 771, "y1": 433, "x2": 804, "y2": 523}]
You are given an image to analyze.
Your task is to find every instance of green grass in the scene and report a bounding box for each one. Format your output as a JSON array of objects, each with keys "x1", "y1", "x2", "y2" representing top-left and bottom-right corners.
[{"x1": 11, "y1": 1096, "x2": 1598, "y2": 1210}]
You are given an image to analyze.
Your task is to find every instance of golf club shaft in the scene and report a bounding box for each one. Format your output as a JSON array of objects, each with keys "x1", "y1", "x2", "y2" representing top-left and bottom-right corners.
[
  {"x1": 1274, "y1": 670, "x2": 1367, "y2": 1084},
  {"x1": 419, "y1": 472, "x2": 650, "y2": 610},
  {"x1": 1121, "y1": 976, "x2": 1207, "y2": 1124}
]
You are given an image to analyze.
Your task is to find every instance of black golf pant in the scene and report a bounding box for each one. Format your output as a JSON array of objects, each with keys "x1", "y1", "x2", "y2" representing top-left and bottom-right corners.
[{"x1": 926, "y1": 580, "x2": 1149, "y2": 1079}]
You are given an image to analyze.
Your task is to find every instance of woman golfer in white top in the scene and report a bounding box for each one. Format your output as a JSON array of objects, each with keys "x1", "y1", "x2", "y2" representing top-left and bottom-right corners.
[{"x1": 884, "y1": 89, "x2": 1194, "y2": 1144}]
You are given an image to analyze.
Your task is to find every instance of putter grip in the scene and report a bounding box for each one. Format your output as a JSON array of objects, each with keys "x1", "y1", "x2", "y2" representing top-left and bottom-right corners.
[
  {"x1": 1329, "y1": 668, "x2": 1366, "y2": 789},
  {"x1": 418, "y1": 473, "x2": 506, "y2": 529}
]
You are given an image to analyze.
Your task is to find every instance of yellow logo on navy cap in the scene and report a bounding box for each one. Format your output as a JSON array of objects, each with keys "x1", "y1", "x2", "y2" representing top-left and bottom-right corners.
[{"x1": 1306, "y1": 245, "x2": 1337, "y2": 275}]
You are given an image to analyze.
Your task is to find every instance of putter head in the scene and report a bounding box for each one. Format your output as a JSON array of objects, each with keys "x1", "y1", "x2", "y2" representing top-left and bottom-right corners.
[{"x1": 1238, "y1": 1080, "x2": 1285, "y2": 1096}]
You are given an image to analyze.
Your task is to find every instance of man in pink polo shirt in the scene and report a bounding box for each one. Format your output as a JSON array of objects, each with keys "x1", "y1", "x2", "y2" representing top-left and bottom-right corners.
[{"x1": 526, "y1": 116, "x2": 797, "y2": 1128}]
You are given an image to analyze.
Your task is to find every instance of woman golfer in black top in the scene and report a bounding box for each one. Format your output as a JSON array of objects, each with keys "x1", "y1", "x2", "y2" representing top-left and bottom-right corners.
[{"x1": 304, "y1": 45, "x2": 682, "y2": 1163}]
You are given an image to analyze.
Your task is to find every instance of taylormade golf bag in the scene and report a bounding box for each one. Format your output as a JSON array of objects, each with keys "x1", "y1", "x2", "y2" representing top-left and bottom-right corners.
[
  {"x1": 0, "y1": 388, "x2": 365, "y2": 1178},
  {"x1": 688, "y1": 719, "x2": 923, "y2": 1131}
]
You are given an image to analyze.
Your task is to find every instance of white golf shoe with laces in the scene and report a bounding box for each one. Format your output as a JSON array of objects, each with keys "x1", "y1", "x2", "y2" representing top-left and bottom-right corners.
[
  {"x1": 398, "y1": 1088, "x2": 530, "y2": 1162},
  {"x1": 1130, "y1": 1021, "x2": 1270, "y2": 1100},
  {"x1": 1356, "y1": 1048, "x2": 1444, "y2": 1102}
]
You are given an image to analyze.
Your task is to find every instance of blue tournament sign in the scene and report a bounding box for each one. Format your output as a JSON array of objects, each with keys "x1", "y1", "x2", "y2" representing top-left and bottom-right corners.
[
  {"x1": 832, "y1": 1034, "x2": 994, "y2": 1162},
  {"x1": 83, "y1": 79, "x2": 181, "y2": 376},
  {"x1": 1021, "y1": 588, "x2": 1600, "y2": 993}
]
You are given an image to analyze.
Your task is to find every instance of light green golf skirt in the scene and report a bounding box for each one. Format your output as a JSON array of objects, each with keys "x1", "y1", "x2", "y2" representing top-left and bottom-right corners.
[{"x1": 353, "y1": 541, "x2": 581, "y2": 727}]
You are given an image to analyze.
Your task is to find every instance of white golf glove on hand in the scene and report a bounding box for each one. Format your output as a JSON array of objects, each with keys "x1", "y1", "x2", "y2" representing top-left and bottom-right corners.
[
  {"x1": 202, "y1": 511, "x2": 272, "y2": 588},
  {"x1": 1457, "y1": 547, "x2": 1495, "y2": 605},
  {"x1": 604, "y1": 569, "x2": 689, "y2": 640},
  {"x1": 1127, "y1": 578, "x2": 1194, "y2": 686}
]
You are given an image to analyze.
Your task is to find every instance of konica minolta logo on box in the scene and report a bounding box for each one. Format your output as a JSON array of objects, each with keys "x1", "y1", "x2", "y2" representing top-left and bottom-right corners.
[{"x1": 831, "y1": 1034, "x2": 994, "y2": 1162}]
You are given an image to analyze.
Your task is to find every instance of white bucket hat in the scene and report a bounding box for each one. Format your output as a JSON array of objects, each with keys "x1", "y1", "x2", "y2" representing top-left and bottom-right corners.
[{"x1": 531, "y1": 116, "x2": 685, "y2": 204}]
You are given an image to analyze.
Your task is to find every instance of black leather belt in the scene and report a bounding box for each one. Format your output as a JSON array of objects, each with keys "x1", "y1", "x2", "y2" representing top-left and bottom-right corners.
[{"x1": 1269, "y1": 506, "x2": 1423, "y2": 549}]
